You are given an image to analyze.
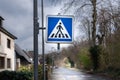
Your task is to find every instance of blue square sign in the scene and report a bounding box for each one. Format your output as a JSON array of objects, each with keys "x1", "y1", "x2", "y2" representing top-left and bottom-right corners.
[{"x1": 46, "y1": 15, "x2": 73, "y2": 43}]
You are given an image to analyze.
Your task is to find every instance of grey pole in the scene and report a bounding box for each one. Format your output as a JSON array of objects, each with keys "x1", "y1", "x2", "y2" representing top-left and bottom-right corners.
[
  {"x1": 33, "y1": 0, "x2": 39, "y2": 80},
  {"x1": 41, "y1": 0, "x2": 45, "y2": 80},
  {"x1": 57, "y1": 43, "x2": 60, "y2": 53}
]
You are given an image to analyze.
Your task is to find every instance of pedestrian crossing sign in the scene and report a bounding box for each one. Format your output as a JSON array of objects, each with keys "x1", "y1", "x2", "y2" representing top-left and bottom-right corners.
[{"x1": 46, "y1": 15, "x2": 73, "y2": 43}]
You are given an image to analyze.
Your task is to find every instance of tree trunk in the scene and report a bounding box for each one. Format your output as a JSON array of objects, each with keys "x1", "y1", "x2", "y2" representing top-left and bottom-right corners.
[{"x1": 91, "y1": 0, "x2": 97, "y2": 46}]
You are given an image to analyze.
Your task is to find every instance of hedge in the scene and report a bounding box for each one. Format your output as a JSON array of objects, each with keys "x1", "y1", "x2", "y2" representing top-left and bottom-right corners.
[{"x1": 0, "y1": 70, "x2": 33, "y2": 80}]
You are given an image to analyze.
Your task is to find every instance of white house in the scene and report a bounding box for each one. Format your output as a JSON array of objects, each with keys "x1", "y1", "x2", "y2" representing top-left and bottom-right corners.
[{"x1": 0, "y1": 16, "x2": 17, "y2": 71}]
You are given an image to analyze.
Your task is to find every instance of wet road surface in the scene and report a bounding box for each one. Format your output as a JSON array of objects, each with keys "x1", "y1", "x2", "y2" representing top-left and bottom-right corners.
[{"x1": 50, "y1": 67, "x2": 110, "y2": 80}]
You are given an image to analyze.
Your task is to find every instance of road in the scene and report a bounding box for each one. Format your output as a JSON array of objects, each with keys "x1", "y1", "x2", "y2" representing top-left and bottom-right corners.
[{"x1": 50, "y1": 67, "x2": 110, "y2": 80}]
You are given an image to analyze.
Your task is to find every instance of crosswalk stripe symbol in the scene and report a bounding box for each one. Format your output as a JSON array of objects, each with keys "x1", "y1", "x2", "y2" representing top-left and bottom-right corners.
[{"x1": 49, "y1": 19, "x2": 71, "y2": 39}]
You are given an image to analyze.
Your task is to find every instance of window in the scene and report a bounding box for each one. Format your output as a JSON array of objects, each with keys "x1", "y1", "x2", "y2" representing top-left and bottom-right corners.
[
  {"x1": 7, "y1": 58, "x2": 11, "y2": 68},
  {"x1": 0, "y1": 56, "x2": 5, "y2": 69},
  {"x1": 7, "y1": 38, "x2": 11, "y2": 48},
  {"x1": 0, "y1": 19, "x2": 2, "y2": 27}
]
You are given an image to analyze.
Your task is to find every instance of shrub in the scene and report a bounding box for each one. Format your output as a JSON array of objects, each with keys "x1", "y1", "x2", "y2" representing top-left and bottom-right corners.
[
  {"x1": 78, "y1": 48, "x2": 92, "y2": 70},
  {"x1": 30, "y1": 64, "x2": 43, "y2": 80},
  {"x1": 38, "y1": 65, "x2": 43, "y2": 80},
  {"x1": 89, "y1": 45, "x2": 102, "y2": 71},
  {"x1": 0, "y1": 70, "x2": 33, "y2": 80}
]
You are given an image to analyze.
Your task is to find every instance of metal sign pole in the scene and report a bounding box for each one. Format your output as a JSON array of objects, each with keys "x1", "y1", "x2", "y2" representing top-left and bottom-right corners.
[
  {"x1": 41, "y1": 0, "x2": 45, "y2": 80},
  {"x1": 33, "y1": 0, "x2": 39, "y2": 80},
  {"x1": 57, "y1": 43, "x2": 60, "y2": 53}
]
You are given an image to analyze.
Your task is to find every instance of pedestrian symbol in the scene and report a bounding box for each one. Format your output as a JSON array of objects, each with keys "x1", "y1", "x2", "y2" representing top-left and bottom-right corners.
[
  {"x1": 46, "y1": 15, "x2": 73, "y2": 43},
  {"x1": 49, "y1": 19, "x2": 71, "y2": 39}
]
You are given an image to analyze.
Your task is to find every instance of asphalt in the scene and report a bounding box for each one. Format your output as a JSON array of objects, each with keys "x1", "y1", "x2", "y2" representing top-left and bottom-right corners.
[{"x1": 50, "y1": 67, "x2": 110, "y2": 80}]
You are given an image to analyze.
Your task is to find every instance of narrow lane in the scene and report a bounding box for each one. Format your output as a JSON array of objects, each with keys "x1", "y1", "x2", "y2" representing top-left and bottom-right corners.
[{"x1": 50, "y1": 67, "x2": 110, "y2": 80}]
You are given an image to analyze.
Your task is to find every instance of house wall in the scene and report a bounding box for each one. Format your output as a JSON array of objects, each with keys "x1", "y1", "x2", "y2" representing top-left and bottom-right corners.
[{"x1": 0, "y1": 31, "x2": 15, "y2": 71}]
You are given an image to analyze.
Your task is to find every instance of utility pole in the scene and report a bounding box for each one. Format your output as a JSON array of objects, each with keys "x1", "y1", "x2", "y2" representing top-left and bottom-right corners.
[{"x1": 33, "y1": 0, "x2": 39, "y2": 80}]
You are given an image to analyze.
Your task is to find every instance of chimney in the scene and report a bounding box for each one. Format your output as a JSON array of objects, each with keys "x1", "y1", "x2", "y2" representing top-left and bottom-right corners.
[{"x1": 0, "y1": 16, "x2": 4, "y2": 27}]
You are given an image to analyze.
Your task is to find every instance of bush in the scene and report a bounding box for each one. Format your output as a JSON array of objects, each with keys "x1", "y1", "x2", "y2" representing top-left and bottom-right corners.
[
  {"x1": 89, "y1": 45, "x2": 102, "y2": 71},
  {"x1": 0, "y1": 70, "x2": 33, "y2": 80},
  {"x1": 18, "y1": 65, "x2": 48, "y2": 80},
  {"x1": 38, "y1": 65, "x2": 43, "y2": 80},
  {"x1": 30, "y1": 64, "x2": 43, "y2": 80},
  {"x1": 78, "y1": 48, "x2": 92, "y2": 70}
]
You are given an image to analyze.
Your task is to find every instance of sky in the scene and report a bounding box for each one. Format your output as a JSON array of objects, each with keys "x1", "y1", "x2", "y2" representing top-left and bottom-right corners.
[{"x1": 0, "y1": 0, "x2": 80, "y2": 53}]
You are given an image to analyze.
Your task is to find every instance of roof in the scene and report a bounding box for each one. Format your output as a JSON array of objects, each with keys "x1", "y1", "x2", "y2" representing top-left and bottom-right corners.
[
  {"x1": 0, "y1": 16, "x2": 4, "y2": 20},
  {"x1": 0, "y1": 27, "x2": 17, "y2": 39},
  {"x1": 15, "y1": 44, "x2": 32, "y2": 63},
  {"x1": 26, "y1": 51, "x2": 34, "y2": 58},
  {"x1": 0, "y1": 16, "x2": 17, "y2": 39}
]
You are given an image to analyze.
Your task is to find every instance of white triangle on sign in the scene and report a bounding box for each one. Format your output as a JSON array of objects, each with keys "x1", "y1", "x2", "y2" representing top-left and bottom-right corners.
[{"x1": 49, "y1": 19, "x2": 71, "y2": 39}]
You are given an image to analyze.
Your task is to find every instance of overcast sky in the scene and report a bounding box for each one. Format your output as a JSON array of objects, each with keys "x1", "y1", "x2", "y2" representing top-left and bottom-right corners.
[{"x1": 0, "y1": 0, "x2": 80, "y2": 53}]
